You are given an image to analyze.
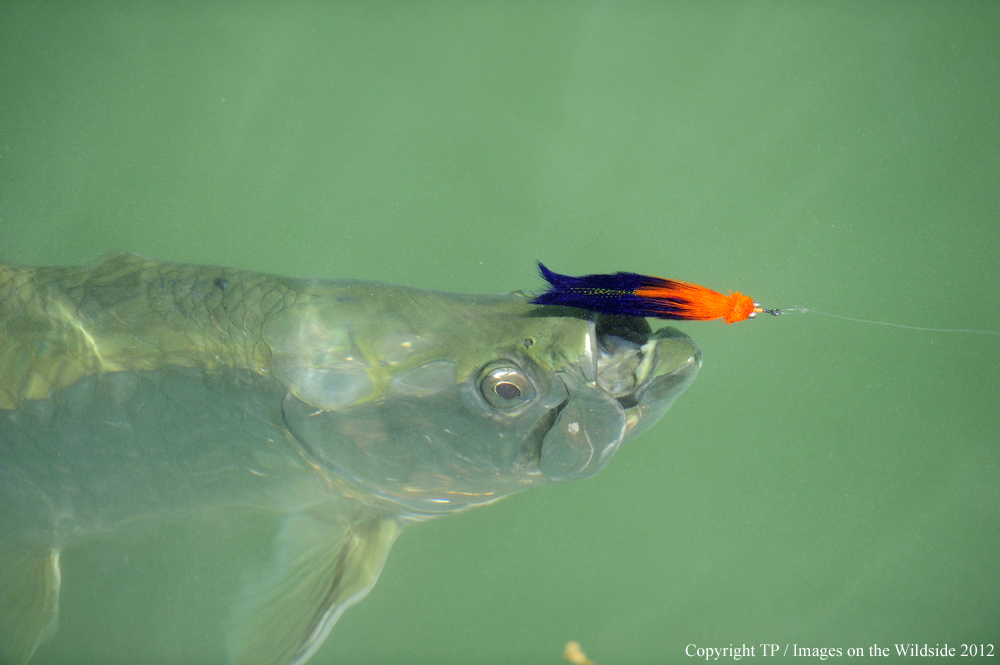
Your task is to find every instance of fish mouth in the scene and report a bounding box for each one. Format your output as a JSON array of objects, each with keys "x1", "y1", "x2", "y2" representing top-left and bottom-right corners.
[
  {"x1": 535, "y1": 314, "x2": 701, "y2": 481},
  {"x1": 593, "y1": 315, "x2": 701, "y2": 419}
]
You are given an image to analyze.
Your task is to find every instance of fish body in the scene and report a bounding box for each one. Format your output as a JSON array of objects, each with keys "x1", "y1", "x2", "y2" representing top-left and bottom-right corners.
[{"x1": 0, "y1": 254, "x2": 701, "y2": 664}]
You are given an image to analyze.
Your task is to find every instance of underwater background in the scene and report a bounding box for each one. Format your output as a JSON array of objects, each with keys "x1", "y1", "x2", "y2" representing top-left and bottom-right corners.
[{"x1": 2, "y1": 3, "x2": 997, "y2": 664}]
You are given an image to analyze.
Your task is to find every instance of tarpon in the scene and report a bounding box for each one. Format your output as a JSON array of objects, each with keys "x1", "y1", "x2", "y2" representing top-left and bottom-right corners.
[{"x1": 0, "y1": 254, "x2": 701, "y2": 664}]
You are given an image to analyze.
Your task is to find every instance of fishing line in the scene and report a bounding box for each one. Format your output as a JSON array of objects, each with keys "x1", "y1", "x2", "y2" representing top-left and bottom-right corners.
[{"x1": 778, "y1": 307, "x2": 1000, "y2": 336}]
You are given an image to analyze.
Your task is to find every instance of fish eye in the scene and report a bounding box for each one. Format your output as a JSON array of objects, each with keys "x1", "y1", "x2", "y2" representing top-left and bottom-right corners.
[{"x1": 479, "y1": 365, "x2": 535, "y2": 410}]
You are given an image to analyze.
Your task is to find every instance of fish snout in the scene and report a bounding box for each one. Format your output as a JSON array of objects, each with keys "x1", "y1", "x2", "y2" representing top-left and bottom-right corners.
[
  {"x1": 538, "y1": 324, "x2": 701, "y2": 481},
  {"x1": 624, "y1": 326, "x2": 701, "y2": 442}
]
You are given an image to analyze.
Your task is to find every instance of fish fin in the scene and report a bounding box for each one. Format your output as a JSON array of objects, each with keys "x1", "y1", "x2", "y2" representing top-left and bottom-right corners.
[
  {"x1": 0, "y1": 545, "x2": 61, "y2": 665},
  {"x1": 226, "y1": 510, "x2": 400, "y2": 665}
]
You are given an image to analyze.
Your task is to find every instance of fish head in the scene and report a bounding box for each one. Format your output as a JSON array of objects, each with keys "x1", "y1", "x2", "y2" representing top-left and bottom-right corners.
[{"x1": 266, "y1": 284, "x2": 701, "y2": 517}]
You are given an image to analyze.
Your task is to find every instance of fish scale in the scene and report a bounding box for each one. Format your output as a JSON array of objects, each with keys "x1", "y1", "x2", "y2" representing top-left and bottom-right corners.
[{"x1": 0, "y1": 254, "x2": 292, "y2": 409}]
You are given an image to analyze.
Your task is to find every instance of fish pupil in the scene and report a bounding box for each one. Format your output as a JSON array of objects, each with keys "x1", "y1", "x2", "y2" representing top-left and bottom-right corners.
[{"x1": 494, "y1": 382, "x2": 521, "y2": 400}]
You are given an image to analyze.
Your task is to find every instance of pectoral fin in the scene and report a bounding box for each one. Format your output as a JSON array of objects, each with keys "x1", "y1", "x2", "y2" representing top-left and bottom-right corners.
[
  {"x1": 0, "y1": 545, "x2": 61, "y2": 665},
  {"x1": 226, "y1": 511, "x2": 400, "y2": 665}
]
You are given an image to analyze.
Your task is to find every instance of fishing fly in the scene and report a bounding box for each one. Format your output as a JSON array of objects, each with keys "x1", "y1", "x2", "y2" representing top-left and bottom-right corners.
[
  {"x1": 531, "y1": 263, "x2": 779, "y2": 324},
  {"x1": 532, "y1": 263, "x2": 1000, "y2": 335}
]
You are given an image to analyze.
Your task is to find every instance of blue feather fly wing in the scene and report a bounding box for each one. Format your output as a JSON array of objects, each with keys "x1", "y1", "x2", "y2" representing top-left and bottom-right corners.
[{"x1": 530, "y1": 263, "x2": 690, "y2": 319}]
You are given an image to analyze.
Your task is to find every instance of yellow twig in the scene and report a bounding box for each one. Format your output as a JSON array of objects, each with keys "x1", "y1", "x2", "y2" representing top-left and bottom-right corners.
[{"x1": 564, "y1": 641, "x2": 597, "y2": 665}]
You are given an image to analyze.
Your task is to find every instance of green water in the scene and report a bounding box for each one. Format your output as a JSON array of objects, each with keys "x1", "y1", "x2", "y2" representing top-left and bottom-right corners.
[{"x1": 2, "y1": 3, "x2": 998, "y2": 664}]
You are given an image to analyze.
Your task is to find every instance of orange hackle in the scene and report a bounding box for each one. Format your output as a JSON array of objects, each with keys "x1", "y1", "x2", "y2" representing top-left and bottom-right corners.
[{"x1": 635, "y1": 282, "x2": 759, "y2": 324}]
